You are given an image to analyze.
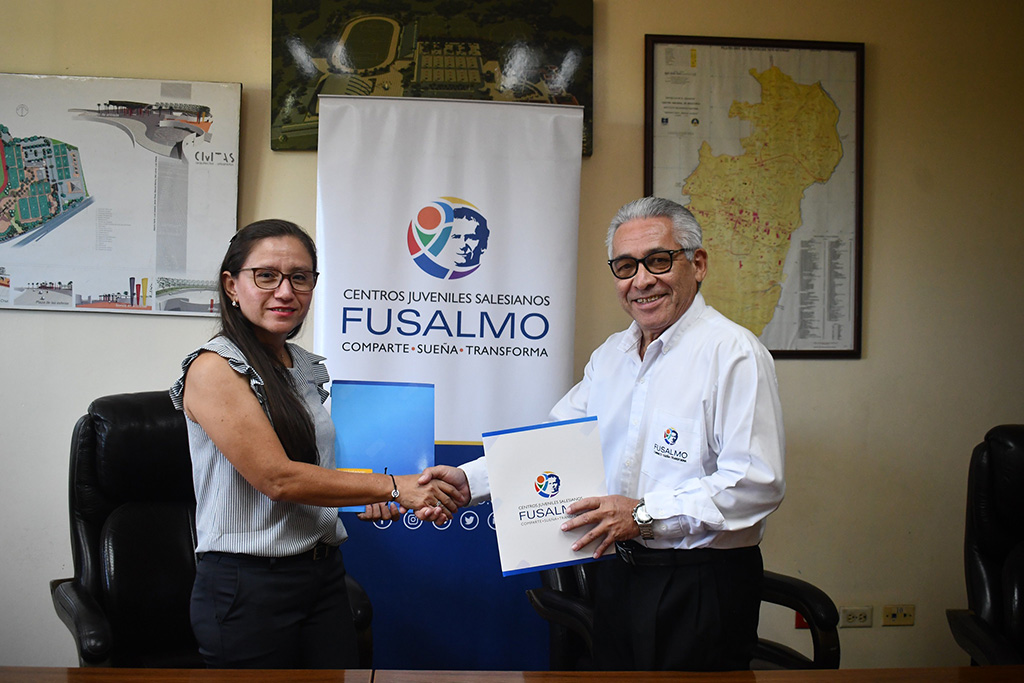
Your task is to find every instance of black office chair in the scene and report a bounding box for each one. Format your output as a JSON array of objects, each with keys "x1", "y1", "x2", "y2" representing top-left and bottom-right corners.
[
  {"x1": 528, "y1": 562, "x2": 840, "y2": 670},
  {"x1": 947, "y1": 424, "x2": 1024, "y2": 665},
  {"x1": 51, "y1": 391, "x2": 373, "y2": 667}
]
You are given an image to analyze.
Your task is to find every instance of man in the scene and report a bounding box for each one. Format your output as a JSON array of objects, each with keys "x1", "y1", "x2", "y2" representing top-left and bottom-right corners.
[{"x1": 417, "y1": 196, "x2": 786, "y2": 671}]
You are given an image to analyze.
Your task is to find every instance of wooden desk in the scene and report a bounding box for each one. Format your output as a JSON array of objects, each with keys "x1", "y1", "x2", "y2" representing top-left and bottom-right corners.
[
  {"x1": 374, "y1": 668, "x2": 1023, "y2": 682},
  {"x1": 2, "y1": 668, "x2": 1023, "y2": 683},
  {"x1": 0, "y1": 670, "x2": 370, "y2": 682}
]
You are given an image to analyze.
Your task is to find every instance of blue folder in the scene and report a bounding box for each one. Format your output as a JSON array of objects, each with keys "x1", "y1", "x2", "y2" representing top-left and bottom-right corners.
[{"x1": 331, "y1": 379, "x2": 434, "y2": 512}]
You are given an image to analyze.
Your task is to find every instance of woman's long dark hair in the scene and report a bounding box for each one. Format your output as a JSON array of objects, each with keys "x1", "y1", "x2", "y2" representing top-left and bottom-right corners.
[{"x1": 217, "y1": 219, "x2": 319, "y2": 464}]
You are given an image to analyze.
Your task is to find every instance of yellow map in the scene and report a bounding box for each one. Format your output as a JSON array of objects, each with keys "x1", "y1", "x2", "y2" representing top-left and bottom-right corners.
[{"x1": 684, "y1": 66, "x2": 843, "y2": 335}]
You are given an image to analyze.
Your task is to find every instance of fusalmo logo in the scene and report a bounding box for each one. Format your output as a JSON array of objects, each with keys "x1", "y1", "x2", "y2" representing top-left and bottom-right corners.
[
  {"x1": 406, "y1": 197, "x2": 490, "y2": 280},
  {"x1": 534, "y1": 471, "x2": 561, "y2": 499}
]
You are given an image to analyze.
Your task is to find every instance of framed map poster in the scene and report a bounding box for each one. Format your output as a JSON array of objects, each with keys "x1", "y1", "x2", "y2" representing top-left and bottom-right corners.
[
  {"x1": 645, "y1": 36, "x2": 863, "y2": 358},
  {"x1": 1, "y1": 73, "x2": 240, "y2": 316}
]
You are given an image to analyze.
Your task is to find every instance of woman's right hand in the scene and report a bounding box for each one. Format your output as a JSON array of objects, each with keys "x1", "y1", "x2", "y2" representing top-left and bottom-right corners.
[{"x1": 394, "y1": 474, "x2": 459, "y2": 519}]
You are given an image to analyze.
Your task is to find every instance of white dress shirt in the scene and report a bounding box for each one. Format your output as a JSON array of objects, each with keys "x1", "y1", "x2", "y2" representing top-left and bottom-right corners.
[{"x1": 463, "y1": 292, "x2": 785, "y2": 550}]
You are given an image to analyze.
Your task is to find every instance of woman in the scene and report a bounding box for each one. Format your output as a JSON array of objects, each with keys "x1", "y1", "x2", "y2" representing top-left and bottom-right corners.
[{"x1": 169, "y1": 219, "x2": 460, "y2": 668}]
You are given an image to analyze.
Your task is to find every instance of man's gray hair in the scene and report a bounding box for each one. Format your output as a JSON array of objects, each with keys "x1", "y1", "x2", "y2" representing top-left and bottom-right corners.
[{"x1": 606, "y1": 197, "x2": 703, "y2": 258}]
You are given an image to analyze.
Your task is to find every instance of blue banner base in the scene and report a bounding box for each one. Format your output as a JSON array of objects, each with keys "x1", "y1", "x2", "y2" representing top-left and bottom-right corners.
[{"x1": 338, "y1": 443, "x2": 549, "y2": 670}]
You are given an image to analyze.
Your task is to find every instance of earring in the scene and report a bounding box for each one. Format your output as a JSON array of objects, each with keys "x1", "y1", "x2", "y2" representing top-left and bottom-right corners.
[{"x1": 232, "y1": 300, "x2": 239, "y2": 308}]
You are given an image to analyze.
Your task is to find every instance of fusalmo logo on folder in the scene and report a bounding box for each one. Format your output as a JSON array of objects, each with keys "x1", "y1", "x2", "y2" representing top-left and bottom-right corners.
[
  {"x1": 406, "y1": 196, "x2": 490, "y2": 280},
  {"x1": 534, "y1": 471, "x2": 561, "y2": 499}
]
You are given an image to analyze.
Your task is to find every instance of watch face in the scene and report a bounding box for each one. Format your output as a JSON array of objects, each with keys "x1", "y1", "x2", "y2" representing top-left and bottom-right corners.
[{"x1": 635, "y1": 504, "x2": 652, "y2": 524}]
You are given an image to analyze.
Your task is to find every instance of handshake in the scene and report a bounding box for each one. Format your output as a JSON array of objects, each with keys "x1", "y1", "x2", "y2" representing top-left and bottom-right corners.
[
  {"x1": 356, "y1": 465, "x2": 471, "y2": 524},
  {"x1": 356, "y1": 463, "x2": 635, "y2": 560}
]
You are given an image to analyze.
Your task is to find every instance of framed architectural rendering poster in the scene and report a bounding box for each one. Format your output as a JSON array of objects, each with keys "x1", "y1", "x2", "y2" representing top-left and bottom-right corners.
[
  {"x1": 271, "y1": 0, "x2": 594, "y2": 155},
  {"x1": 645, "y1": 36, "x2": 864, "y2": 358},
  {"x1": 0, "y1": 73, "x2": 240, "y2": 316}
]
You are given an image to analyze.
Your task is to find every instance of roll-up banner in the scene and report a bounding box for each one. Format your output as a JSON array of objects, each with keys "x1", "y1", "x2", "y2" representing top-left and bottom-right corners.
[{"x1": 315, "y1": 96, "x2": 583, "y2": 669}]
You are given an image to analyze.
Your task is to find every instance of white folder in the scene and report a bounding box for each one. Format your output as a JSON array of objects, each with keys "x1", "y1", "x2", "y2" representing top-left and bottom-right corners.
[{"x1": 483, "y1": 416, "x2": 607, "y2": 576}]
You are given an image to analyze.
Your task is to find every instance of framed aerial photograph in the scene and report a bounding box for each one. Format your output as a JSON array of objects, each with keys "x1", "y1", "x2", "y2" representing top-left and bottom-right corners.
[
  {"x1": 645, "y1": 36, "x2": 864, "y2": 358},
  {"x1": 271, "y1": 0, "x2": 594, "y2": 155},
  {"x1": 1, "y1": 73, "x2": 240, "y2": 316}
]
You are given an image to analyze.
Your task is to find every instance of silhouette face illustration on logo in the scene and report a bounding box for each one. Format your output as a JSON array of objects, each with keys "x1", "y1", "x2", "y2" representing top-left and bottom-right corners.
[{"x1": 440, "y1": 208, "x2": 489, "y2": 268}]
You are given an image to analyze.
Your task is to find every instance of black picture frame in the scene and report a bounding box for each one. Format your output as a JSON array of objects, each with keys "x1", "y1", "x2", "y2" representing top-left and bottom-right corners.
[{"x1": 271, "y1": 0, "x2": 595, "y2": 155}]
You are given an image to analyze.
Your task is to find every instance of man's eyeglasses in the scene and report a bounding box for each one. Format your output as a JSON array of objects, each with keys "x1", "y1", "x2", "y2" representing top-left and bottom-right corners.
[
  {"x1": 607, "y1": 248, "x2": 694, "y2": 280},
  {"x1": 242, "y1": 268, "x2": 319, "y2": 292}
]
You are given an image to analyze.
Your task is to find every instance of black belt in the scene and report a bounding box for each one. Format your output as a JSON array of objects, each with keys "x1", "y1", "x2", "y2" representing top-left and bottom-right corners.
[
  {"x1": 615, "y1": 540, "x2": 755, "y2": 567},
  {"x1": 197, "y1": 542, "x2": 338, "y2": 565}
]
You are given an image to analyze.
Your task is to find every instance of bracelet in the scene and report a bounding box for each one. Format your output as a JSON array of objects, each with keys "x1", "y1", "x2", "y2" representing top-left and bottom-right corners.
[{"x1": 384, "y1": 467, "x2": 399, "y2": 500}]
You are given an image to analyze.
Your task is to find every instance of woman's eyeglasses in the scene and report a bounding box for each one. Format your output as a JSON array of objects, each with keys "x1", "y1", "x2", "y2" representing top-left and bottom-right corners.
[{"x1": 242, "y1": 268, "x2": 319, "y2": 292}]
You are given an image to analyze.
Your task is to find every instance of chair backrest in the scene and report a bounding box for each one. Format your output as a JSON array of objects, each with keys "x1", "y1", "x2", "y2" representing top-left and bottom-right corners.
[
  {"x1": 65, "y1": 391, "x2": 200, "y2": 666},
  {"x1": 964, "y1": 424, "x2": 1024, "y2": 642}
]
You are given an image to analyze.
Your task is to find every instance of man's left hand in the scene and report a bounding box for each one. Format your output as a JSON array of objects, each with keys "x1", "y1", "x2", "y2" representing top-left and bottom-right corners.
[{"x1": 561, "y1": 495, "x2": 640, "y2": 559}]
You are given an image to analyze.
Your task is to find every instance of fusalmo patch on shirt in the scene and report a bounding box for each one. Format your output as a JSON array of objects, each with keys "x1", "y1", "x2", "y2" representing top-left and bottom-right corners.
[{"x1": 653, "y1": 427, "x2": 690, "y2": 462}]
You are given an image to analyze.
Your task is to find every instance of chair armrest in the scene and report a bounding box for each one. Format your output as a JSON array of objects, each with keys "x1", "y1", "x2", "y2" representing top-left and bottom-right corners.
[
  {"x1": 946, "y1": 608, "x2": 1024, "y2": 665},
  {"x1": 345, "y1": 573, "x2": 373, "y2": 631},
  {"x1": 50, "y1": 578, "x2": 114, "y2": 666},
  {"x1": 763, "y1": 571, "x2": 839, "y2": 626},
  {"x1": 762, "y1": 571, "x2": 841, "y2": 669},
  {"x1": 526, "y1": 586, "x2": 594, "y2": 652}
]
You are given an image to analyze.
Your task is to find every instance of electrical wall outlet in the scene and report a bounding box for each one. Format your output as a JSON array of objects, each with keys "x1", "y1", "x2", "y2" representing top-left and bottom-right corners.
[
  {"x1": 882, "y1": 604, "x2": 915, "y2": 626},
  {"x1": 839, "y1": 606, "x2": 872, "y2": 628}
]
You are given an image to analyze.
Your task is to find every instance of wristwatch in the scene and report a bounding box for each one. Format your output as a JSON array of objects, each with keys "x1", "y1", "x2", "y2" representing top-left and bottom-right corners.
[{"x1": 632, "y1": 500, "x2": 655, "y2": 540}]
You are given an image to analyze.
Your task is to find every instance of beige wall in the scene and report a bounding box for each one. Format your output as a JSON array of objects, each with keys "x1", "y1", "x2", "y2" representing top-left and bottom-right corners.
[{"x1": 2, "y1": 0, "x2": 1022, "y2": 669}]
